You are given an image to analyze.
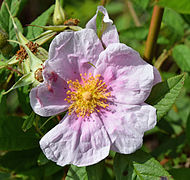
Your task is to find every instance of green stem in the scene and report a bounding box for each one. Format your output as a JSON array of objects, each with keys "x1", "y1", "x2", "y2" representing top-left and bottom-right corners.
[
  {"x1": 100, "y1": 0, "x2": 107, "y2": 6},
  {"x1": 126, "y1": 0, "x2": 141, "y2": 27},
  {"x1": 154, "y1": 49, "x2": 172, "y2": 70},
  {"x1": 60, "y1": 0, "x2": 64, "y2": 6},
  {"x1": 144, "y1": 3, "x2": 164, "y2": 63},
  {"x1": 39, "y1": 115, "x2": 56, "y2": 130}
]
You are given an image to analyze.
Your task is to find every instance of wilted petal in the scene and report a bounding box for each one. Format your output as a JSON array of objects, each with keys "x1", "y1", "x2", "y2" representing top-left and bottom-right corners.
[
  {"x1": 40, "y1": 113, "x2": 111, "y2": 167},
  {"x1": 86, "y1": 6, "x2": 119, "y2": 47},
  {"x1": 30, "y1": 62, "x2": 69, "y2": 117},
  {"x1": 99, "y1": 103, "x2": 156, "y2": 154},
  {"x1": 47, "y1": 29, "x2": 104, "y2": 81},
  {"x1": 94, "y1": 43, "x2": 156, "y2": 104}
]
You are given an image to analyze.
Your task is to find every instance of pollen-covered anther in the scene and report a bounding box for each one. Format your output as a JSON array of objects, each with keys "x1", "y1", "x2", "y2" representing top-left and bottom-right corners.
[{"x1": 65, "y1": 73, "x2": 111, "y2": 118}]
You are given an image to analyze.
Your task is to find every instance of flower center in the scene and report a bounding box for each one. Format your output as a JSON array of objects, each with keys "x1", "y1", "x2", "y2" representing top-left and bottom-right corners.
[
  {"x1": 82, "y1": 91, "x2": 92, "y2": 101},
  {"x1": 65, "y1": 73, "x2": 111, "y2": 118}
]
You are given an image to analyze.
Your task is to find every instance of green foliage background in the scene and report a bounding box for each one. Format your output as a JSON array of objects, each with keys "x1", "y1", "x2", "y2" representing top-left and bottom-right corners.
[{"x1": 0, "y1": 0, "x2": 190, "y2": 179}]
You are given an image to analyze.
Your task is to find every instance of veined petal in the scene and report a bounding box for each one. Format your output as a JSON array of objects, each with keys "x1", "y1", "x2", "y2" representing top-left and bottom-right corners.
[
  {"x1": 99, "y1": 103, "x2": 156, "y2": 154},
  {"x1": 47, "y1": 29, "x2": 104, "y2": 81},
  {"x1": 86, "y1": 6, "x2": 119, "y2": 47},
  {"x1": 94, "y1": 43, "x2": 158, "y2": 104},
  {"x1": 30, "y1": 62, "x2": 69, "y2": 117},
  {"x1": 40, "y1": 113, "x2": 111, "y2": 167}
]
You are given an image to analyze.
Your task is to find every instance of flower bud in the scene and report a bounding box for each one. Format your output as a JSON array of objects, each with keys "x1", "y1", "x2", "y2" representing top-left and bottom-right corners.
[
  {"x1": 0, "y1": 29, "x2": 8, "y2": 49},
  {"x1": 53, "y1": 0, "x2": 65, "y2": 25}
]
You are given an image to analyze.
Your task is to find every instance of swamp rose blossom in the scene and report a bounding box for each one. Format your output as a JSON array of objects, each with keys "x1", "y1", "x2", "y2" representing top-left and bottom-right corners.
[{"x1": 30, "y1": 7, "x2": 161, "y2": 167}]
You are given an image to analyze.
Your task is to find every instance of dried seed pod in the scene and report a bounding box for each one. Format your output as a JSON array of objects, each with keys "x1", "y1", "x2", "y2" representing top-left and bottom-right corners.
[
  {"x1": 64, "y1": 18, "x2": 80, "y2": 26},
  {"x1": 16, "y1": 42, "x2": 39, "y2": 62},
  {"x1": 34, "y1": 68, "x2": 43, "y2": 82}
]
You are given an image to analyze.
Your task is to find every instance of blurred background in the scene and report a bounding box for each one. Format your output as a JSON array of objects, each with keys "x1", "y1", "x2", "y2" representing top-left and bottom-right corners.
[{"x1": 0, "y1": 0, "x2": 190, "y2": 179}]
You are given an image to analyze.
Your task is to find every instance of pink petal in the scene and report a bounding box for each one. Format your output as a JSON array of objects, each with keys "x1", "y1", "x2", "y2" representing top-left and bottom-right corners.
[
  {"x1": 86, "y1": 6, "x2": 119, "y2": 47},
  {"x1": 48, "y1": 29, "x2": 104, "y2": 81},
  {"x1": 99, "y1": 103, "x2": 156, "y2": 154},
  {"x1": 94, "y1": 43, "x2": 158, "y2": 104},
  {"x1": 40, "y1": 113, "x2": 111, "y2": 167},
  {"x1": 30, "y1": 62, "x2": 69, "y2": 117},
  {"x1": 153, "y1": 66, "x2": 162, "y2": 85}
]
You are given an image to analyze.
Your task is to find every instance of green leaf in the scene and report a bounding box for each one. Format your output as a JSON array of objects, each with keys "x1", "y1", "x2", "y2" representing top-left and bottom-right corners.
[
  {"x1": 120, "y1": 27, "x2": 148, "y2": 40},
  {"x1": 158, "y1": 0, "x2": 190, "y2": 14},
  {"x1": 146, "y1": 74, "x2": 185, "y2": 121},
  {"x1": 0, "y1": 172, "x2": 10, "y2": 180},
  {"x1": 151, "y1": 134, "x2": 185, "y2": 157},
  {"x1": 157, "y1": 36, "x2": 169, "y2": 45},
  {"x1": 133, "y1": 0, "x2": 150, "y2": 10},
  {"x1": 106, "y1": 2, "x2": 124, "y2": 14},
  {"x1": 17, "y1": 86, "x2": 32, "y2": 115},
  {"x1": 66, "y1": 162, "x2": 110, "y2": 180},
  {"x1": 86, "y1": 161, "x2": 104, "y2": 180},
  {"x1": 96, "y1": 11, "x2": 104, "y2": 39},
  {"x1": 0, "y1": 0, "x2": 24, "y2": 48},
  {"x1": 163, "y1": 8, "x2": 184, "y2": 37},
  {"x1": 169, "y1": 168, "x2": 190, "y2": 180},
  {"x1": 35, "y1": 31, "x2": 57, "y2": 46},
  {"x1": 181, "y1": 14, "x2": 190, "y2": 25},
  {"x1": 172, "y1": 45, "x2": 190, "y2": 72},
  {"x1": 0, "y1": 0, "x2": 21, "y2": 31},
  {"x1": 66, "y1": 165, "x2": 88, "y2": 180},
  {"x1": 22, "y1": 112, "x2": 36, "y2": 132},
  {"x1": 26, "y1": 5, "x2": 55, "y2": 39},
  {"x1": 0, "y1": 148, "x2": 40, "y2": 172},
  {"x1": 37, "y1": 152, "x2": 49, "y2": 166},
  {"x1": 0, "y1": 90, "x2": 7, "y2": 115},
  {"x1": 3, "y1": 73, "x2": 35, "y2": 95},
  {"x1": 43, "y1": 162, "x2": 62, "y2": 177},
  {"x1": 186, "y1": 113, "x2": 190, "y2": 145},
  {"x1": 0, "y1": 116, "x2": 39, "y2": 151},
  {"x1": 0, "y1": 55, "x2": 20, "y2": 69},
  {"x1": 113, "y1": 150, "x2": 171, "y2": 180},
  {"x1": 9, "y1": 17, "x2": 24, "y2": 45}
]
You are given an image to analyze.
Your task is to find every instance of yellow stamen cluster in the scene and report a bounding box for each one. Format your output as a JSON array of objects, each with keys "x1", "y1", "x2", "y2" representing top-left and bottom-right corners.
[{"x1": 65, "y1": 73, "x2": 111, "y2": 118}]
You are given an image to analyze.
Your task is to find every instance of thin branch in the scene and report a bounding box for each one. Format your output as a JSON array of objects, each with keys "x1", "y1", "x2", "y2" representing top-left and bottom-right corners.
[
  {"x1": 6, "y1": 66, "x2": 22, "y2": 76},
  {"x1": 100, "y1": 0, "x2": 107, "y2": 6},
  {"x1": 144, "y1": 3, "x2": 164, "y2": 63},
  {"x1": 2, "y1": 71, "x2": 14, "y2": 90},
  {"x1": 39, "y1": 115, "x2": 56, "y2": 130},
  {"x1": 154, "y1": 49, "x2": 172, "y2": 70},
  {"x1": 126, "y1": 0, "x2": 141, "y2": 27}
]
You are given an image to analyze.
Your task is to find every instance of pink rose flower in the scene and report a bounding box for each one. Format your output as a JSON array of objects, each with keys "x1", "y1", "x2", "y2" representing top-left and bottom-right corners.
[{"x1": 30, "y1": 6, "x2": 161, "y2": 167}]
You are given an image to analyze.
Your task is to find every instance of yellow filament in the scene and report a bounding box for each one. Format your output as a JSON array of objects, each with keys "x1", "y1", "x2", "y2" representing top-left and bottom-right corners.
[{"x1": 65, "y1": 73, "x2": 111, "y2": 117}]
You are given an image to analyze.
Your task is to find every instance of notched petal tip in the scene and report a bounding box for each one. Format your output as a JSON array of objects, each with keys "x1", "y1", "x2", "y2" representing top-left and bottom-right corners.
[{"x1": 86, "y1": 6, "x2": 119, "y2": 47}]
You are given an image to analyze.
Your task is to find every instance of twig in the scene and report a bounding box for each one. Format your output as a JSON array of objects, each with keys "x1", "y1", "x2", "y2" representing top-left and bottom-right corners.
[
  {"x1": 144, "y1": 2, "x2": 164, "y2": 63},
  {"x1": 2, "y1": 71, "x2": 14, "y2": 90},
  {"x1": 100, "y1": 0, "x2": 107, "y2": 6},
  {"x1": 35, "y1": 116, "x2": 44, "y2": 136},
  {"x1": 154, "y1": 29, "x2": 190, "y2": 69},
  {"x1": 126, "y1": 0, "x2": 141, "y2": 27},
  {"x1": 39, "y1": 115, "x2": 56, "y2": 130},
  {"x1": 6, "y1": 66, "x2": 22, "y2": 76},
  {"x1": 154, "y1": 49, "x2": 172, "y2": 70}
]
